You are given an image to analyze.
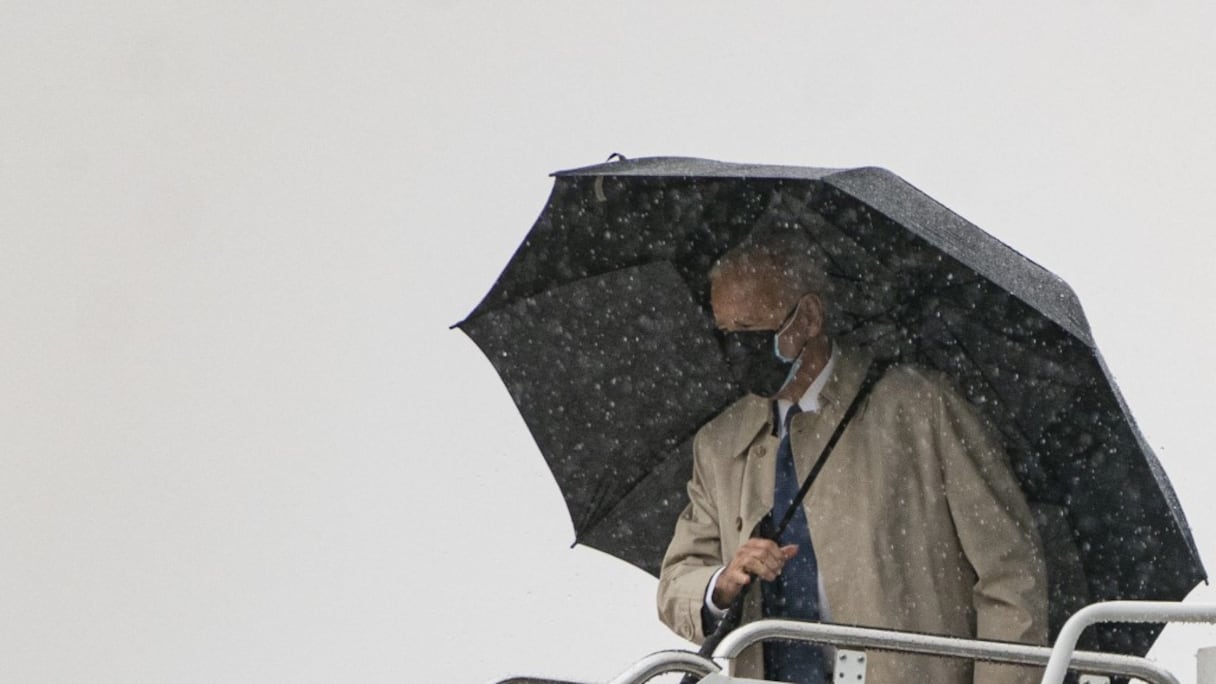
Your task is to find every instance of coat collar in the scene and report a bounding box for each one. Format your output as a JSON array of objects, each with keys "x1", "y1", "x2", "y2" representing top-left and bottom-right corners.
[{"x1": 730, "y1": 342, "x2": 874, "y2": 459}]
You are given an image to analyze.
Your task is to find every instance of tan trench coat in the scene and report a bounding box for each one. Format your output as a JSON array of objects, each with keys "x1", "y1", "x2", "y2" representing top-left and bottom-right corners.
[{"x1": 657, "y1": 346, "x2": 1048, "y2": 683}]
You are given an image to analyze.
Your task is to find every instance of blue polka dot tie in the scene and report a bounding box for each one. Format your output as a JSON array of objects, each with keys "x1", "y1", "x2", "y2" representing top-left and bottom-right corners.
[{"x1": 762, "y1": 403, "x2": 827, "y2": 683}]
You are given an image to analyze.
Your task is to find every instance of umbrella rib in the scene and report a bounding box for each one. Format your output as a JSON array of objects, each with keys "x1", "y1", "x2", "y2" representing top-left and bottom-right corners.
[
  {"x1": 805, "y1": 207, "x2": 896, "y2": 279},
  {"x1": 456, "y1": 258, "x2": 688, "y2": 329},
  {"x1": 836, "y1": 274, "x2": 986, "y2": 344},
  {"x1": 836, "y1": 308, "x2": 899, "y2": 338},
  {"x1": 575, "y1": 476, "x2": 616, "y2": 540},
  {"x1": 572, "y1": 400, "x2": 736, "y2": 545},
  {"x1": 573, "y1": 451, "x2": 674, "y2": 545},
  {"x1": 933, "y1": 315, "x2": 1043, "y2": 457}
]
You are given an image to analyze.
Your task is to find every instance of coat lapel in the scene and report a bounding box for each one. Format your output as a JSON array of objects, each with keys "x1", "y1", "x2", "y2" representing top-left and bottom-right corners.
[{"x1": 787, "y1": 346, "x2": 873, "y2": 501}]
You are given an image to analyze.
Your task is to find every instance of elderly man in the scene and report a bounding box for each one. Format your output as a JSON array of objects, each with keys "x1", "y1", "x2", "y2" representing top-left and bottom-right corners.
[{"x1": 657, "y1": 229, "x2": 1048, "y2": 683}]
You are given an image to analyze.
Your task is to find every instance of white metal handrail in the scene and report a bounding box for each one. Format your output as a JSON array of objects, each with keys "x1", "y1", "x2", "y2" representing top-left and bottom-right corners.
[
  {"x1": 596, "y1": 601, "x2": 1216, "y2": 684},
  {"x1": 712, "y1": 619, "x2": 1177, "y2": 684},
  {"x1": 1041, "y1": 601, "x2": 1216, "y2": 684},
  {"x1": 600, "y1": 617, "x2": 1181, "y2": 684},
  {"x1": 604, "y1": 650, "x2": 717, "y2": 684}
]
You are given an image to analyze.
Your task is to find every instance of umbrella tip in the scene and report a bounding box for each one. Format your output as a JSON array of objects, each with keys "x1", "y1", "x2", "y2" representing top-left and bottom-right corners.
[{"x1": 593, "y1": 155, "x2": 627, "y2": 202}]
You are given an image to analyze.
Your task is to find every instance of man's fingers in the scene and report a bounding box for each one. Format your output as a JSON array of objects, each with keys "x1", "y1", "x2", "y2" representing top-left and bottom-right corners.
[
  {"x1": 732, "y1": 540, "x2": 793, "y2": 579},
  {"x1": 716, "y1": 540, "x2": 792, "y2": 605},
  {"x1": 725, "y1": 539, "x2": 797, "y2": 587},
  {"x1": 741, "y1": 540, "x2": 786, "y2": 567},
  {"x1": 741, "y1": 556, "x2": 779, "y2": 581},
  {"x1": 736, "y1": 551, "x2": 777, "y2": 578},
  {"x1": 742, "y1": 538, "x2": 781, "y2": 554},
  {"x1": 758, "y1": 546, "x2": 789, "y2": 572}
]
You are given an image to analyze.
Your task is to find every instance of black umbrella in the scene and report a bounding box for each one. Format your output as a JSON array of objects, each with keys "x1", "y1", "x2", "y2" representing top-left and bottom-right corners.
[{"x1": 455, "y1": 156, "x2": 1205, "y2": 656}]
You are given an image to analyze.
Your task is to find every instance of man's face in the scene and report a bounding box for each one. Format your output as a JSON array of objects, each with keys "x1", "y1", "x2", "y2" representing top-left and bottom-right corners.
[{"x1": 710, "y1": 261, "x2": 793, "y2": 334}]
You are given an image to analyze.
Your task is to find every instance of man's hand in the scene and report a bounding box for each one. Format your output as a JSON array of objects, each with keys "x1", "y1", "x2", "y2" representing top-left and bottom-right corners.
[{"x1": 711, "y1": 539, "x2": 798, "y2": 608}]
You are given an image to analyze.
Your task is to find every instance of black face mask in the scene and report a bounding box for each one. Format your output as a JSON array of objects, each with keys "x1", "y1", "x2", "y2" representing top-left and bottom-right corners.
[{"x1": 723, "y1": 330, "x2": 792, "y2": 397}]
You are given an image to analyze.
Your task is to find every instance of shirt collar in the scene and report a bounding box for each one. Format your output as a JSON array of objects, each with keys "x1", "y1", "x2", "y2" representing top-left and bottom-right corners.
[{"x1": 775, "y1": 342, "x2": 840, "y2": 436}]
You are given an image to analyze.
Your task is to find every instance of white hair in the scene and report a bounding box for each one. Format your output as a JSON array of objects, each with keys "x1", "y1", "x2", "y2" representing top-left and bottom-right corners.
[{"x1": 711, "y1": 220, "x2": 835, "y2": 304}]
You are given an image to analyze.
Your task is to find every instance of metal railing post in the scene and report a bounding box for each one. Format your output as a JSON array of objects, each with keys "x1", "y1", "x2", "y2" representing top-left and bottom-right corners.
[{"x1": 1041, "y1": 601, "x2": 1216, "y2": 684}]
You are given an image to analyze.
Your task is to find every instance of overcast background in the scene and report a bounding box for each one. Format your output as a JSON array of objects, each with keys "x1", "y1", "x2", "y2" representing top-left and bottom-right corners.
[{"x1": 3, "y1": 2, "x2": 1215, "y2": 683}]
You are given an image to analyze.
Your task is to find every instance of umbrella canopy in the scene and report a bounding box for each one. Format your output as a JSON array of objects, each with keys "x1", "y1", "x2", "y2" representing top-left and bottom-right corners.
[{"x1": 455, "y1": 156, "x2": 1205, "y2": 656}]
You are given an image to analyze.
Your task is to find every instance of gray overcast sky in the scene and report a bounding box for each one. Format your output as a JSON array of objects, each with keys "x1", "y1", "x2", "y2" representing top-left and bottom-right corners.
[{"x1": 3, "y1": 2, "x2": 1215, "y2": 683}]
